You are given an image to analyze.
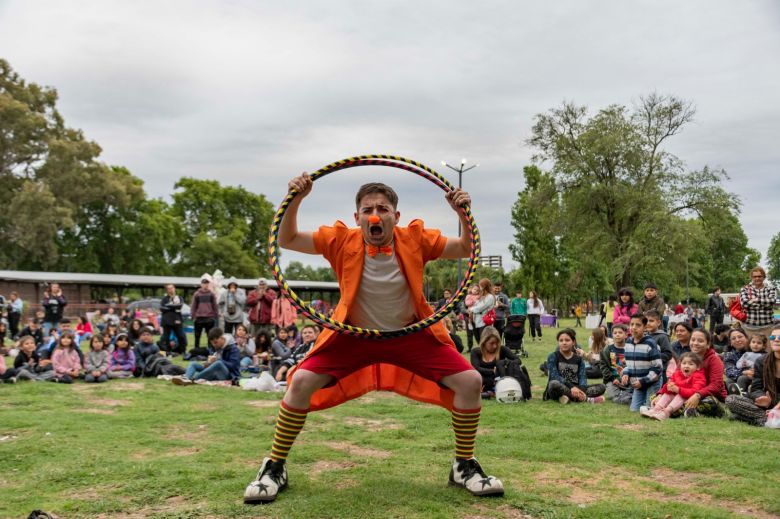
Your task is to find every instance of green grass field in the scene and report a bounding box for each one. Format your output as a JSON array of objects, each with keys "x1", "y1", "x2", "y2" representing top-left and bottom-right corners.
[{"x1": 2, "y1": 320, "x2": 779, "y2": 519}]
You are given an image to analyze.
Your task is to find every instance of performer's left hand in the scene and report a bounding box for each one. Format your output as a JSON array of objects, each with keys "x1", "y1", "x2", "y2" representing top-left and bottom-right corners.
[{"x1": 446, "y1": 188, "x2": 471, "y2": 210}]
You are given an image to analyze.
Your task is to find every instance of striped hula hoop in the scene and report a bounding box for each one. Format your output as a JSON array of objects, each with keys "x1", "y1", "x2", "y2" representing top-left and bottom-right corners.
[{"x1": 268, "y1": 155, "x2": 480, "y2": 339}]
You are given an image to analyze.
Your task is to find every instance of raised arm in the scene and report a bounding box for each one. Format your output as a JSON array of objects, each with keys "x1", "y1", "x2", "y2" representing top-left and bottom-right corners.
[
  {"x1": 439, "y1": 188, "x2": 473, "y2": 259},
  {"x1": 278, "y1": 172, "x2": 317, "y2": 254}
]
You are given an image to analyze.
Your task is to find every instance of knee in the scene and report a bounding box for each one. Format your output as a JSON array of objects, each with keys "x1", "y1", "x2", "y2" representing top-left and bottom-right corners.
[
  {"x1": 459, "y1": 370, "x2": 484, "y2": 394},
  {"x1": 287, "y1": 369, "x2": 322, "y2": 397}
]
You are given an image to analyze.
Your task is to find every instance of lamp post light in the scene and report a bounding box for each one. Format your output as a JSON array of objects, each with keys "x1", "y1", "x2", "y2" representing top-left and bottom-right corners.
[{"x1": 441, "y1": 158, "x2": 479, "y2": 289}]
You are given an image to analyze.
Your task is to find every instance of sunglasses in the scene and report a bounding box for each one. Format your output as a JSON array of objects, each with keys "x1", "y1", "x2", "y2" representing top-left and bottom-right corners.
[{"x1": 769, "y1": 335, "x2": 780, "y2": 341}]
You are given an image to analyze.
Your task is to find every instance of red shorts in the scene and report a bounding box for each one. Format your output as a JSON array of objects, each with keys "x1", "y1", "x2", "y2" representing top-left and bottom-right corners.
[{"x1": 297, "y1": 332, "x2": 473, "y2": 383}]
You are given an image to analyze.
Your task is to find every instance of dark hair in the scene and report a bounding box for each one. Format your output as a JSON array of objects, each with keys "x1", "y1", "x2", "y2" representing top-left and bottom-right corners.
[
  {"x1": 607, "y1": 294, "x2": 617, "y2": 304},
  {"x1": 644, "y1": 309, "x2": 661, "y2": 320},
  {"x1": 750, "y1": 334, "x2": 768, "y2": 351},
  {"x1": 714, "y1": 324, "x2": 731, "y2": 335},
  {"x1": 56, "y1": 331, "x2": 76, "y2": 350},
  {"x1": 617, "y1": 288, "x2": 634, "y2": 307},
  {"x1": 678, "y1": 352, "x2": 703, "y2": 368},
  {"x1": 91, "y1": 333, "x2": 105, "y2": 349},
  {"x1": 207, "y1": 327, "x2": 224, "y2": 342},
  {"x1": 60, "y1": 318, "x2": 71, "y2": 325},
  {"x1": 556, "y1": 328, "x2": 577, "y2": 342},
  {"x1": 630, "y1": 313, "x2": 647, "y2": 325},
  {"x1": 235, "y1": 323, "x2": 249, "y2": 335},
  {"x1": 612, "y1": 323, "x2": 628, "y2": 333},
  {"x1": 355, "y1": 182, "x2": 399, "y2": 210},
  {"x1": 713, "y1": 286, "x2": 721, "y2": 292},
  {"x1": 255, "y1": 330, "x2": 272, "y2": 347},
  {"x1": 301, "y1": 324, "x2": 320, "y2": 335},
  {"x1": 691, "y1": 328, "x2": 711, "y2": 346},
  {"x1": 763, "y1": 326, "x2": 780, "y2": 402},
  {"x1": 673, "y1": 321, "x2": 693, "y2": 334},
  {"x1": 80, "y1": 316, "x2": 89, "y2": 325}
]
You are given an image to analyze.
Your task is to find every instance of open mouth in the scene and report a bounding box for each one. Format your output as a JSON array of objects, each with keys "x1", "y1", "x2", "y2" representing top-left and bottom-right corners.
[{"x1": 369, "y1": 224, "x2": 383, "y2": 237}]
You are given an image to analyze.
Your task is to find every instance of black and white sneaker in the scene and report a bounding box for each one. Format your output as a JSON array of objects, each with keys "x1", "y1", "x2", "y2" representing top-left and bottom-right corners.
[
  {"x1": 448, "y1": 458, "x2": 504, "y2": 497},
  {"x1": 726, "y1": 382, "x2": 742, "y2": 396},
  {"x1": 244, "y1": 457, "x2": 288, "y2": 504}
]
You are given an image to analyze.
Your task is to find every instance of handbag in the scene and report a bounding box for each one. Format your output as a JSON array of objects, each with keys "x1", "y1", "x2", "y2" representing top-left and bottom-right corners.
[
  {"x1": 729, "y1": 287, "x2": 751, "y2": 322},
  {"x1": 482, "y1": 308, "x2": 496, "y2": 326}
]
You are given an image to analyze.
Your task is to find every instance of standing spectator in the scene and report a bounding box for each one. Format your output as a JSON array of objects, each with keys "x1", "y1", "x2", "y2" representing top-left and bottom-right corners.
[
  {"x1": 509, "y1": 289, "x2": 527, "y2": 319},
  {"x1": 527, "y1": 291, "x2": 545, "y2": 342},
  {"x1": 602, "y1": 294, "x2": 617, "y2": 336},
  {"x1": 271, "y1": 293, "x2": 298, "y2": 334},
  {"x1": 41, "y1": 283, "x2": 67, "y2": 337},
  {"x1": 7, "y1": 291, "x2": 23, "y2": 339},
  {"x1": 613, "y1": 288, "x2": 637, "y2": 329},
  {"x1": 219, "y1": 277, "x2": 247, "y2": 335},
  {"x1": 637, "y1": 282, "x2": 665, "y2": 316},
  {"x1": 662, "y1": 303, "x2": 673, "y2": 333},
  {"x1": 435, "y1": 289, "x2": 453, "y2": 311},
  {"x1": 674, "y1": 302, "x2": 685, "y2": 315},
  {"x1": 190, "y1": 277, "x2": 219, "y2": 350},
  {"x1": 159, "y1": 284, "x2": 187, "y2": 355},
  {"x1": 738, "y1": 267, "x2": 778, "y2": 338},
  {"x1": 705, "y1": 287, "x2": 726, "y2": 334},
  {"x1": 491, "y1": 283, "x2": 510, "y2": 339},
  {"x1": 573, "y1": 304, "x2": 583, "y2": 328},
  {"x1": 247, "y1": 278, "x2": 277, "y2": 337},
  {"x1": 469, "y1": 278, "x2": 496, "y2": 343}
]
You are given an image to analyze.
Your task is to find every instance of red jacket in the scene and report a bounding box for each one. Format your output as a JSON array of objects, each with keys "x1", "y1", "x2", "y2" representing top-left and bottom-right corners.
[
  {"x1": 658, "y1": 367, "x2": 706, "y2": 398},
  {"x1": 698, "y1": 347, "x2": 727, "y2": 401},
  {"x1": 247, "y1": 288, "x2": 276, "y2": 325}
]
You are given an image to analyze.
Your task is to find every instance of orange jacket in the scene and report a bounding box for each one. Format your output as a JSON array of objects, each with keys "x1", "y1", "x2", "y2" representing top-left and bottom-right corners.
[{"x1": 288, "y1": 219, "x2": 458, "y2": 411}]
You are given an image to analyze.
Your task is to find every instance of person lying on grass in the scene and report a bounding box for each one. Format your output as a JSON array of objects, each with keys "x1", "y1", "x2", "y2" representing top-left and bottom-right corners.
[
  {"x1": 542, "y1": 328, "x2": 606, "y2": 405},
  {"x1": 243, "y1": 173, "x2": 504, "y2": 505}
]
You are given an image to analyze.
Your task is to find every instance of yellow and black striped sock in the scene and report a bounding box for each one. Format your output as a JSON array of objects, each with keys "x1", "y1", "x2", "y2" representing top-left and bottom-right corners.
[
  {"x1": 270, "y1": 401, "x2": 309, "y2": 462},
  {"x1": 452, "y1": 406, "x2": 480, "y2": 460}
]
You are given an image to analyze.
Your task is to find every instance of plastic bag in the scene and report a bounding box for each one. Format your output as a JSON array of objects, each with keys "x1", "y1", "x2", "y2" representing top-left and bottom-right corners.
[
  {"x1": 765, "y1": 409, "x2": 780, "y2": 429},
  {"x1": 240, "y1": 371, "x2": 279, "y2": 392}
]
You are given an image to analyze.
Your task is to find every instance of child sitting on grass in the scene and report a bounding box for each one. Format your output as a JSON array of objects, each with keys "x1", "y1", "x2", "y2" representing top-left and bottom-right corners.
[
  {"x1": 0, "y1": 353, "x2": 17, "y2": 383},
  {"x1": 600, "y1": 324, "x2": 632, "y2": 405},
  {"x1": 644, "y1": 309, "x2": 673, "y2": 383},
  {"x1": 623, "y1": 314, "x2": 663, "y2": 411},
  {"x1": 543, "y1": 328, "x2": 606, "y2": 404},
  {"x1": 235, "y1": 324, "x2": 258, "y2": 372},
  {"x1": 51, "y1": 331, "x2": 82, "y2": 384},
  {"x1": 84, "y1": 334, "x2": 109, "y2": 383},
  {"x1": 108, "y1": 333, "x2": 135, "y2": 379},
  {"x1": 733, "y1": 334, "x2": 768, "y2": 394},
  {"x1": 641, "y1": 352, "x2": 706, "y2": 420}
]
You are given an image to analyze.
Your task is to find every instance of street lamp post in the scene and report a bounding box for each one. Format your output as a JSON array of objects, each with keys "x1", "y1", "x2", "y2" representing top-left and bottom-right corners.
[{"x1": 441, "y1": 158, "x2": 479, "y2": 289}]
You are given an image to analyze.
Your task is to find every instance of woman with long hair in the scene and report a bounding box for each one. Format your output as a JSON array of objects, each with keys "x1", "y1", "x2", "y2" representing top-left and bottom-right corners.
[
  {"x1": 726, "y1": 326, "x2": 780, "y2": 425},
  {"x1": 469, "y1": 278, "x2": 496, "y2": 343},
  {"x1": 469, "y1": 326, "x2": 516, "y2": 398},
  {"x1": 526, "y1": 291, "x2": 545, "y2": 341}
]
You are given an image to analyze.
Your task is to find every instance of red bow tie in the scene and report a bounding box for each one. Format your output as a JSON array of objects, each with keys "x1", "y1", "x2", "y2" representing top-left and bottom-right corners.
[{"x1": 366, "y1": 244, "x2": 393, "y2": 257}]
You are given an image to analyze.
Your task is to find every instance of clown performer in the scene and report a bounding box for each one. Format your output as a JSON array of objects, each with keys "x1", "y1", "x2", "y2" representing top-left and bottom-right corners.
[{"x1": 244, "y1": 172, "x2": 504, "y2": 504}]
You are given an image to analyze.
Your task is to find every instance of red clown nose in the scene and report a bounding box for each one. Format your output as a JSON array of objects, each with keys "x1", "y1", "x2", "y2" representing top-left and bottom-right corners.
[{"x1": 368, "y1": 215, "x2": 380, "y2": 224}]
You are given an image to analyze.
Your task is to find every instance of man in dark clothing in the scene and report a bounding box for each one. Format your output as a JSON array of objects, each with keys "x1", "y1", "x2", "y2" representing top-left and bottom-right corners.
[
  {"x1": 190, "y1": 278, "x2": 219, "y2": 350},
  {"x1": 247, "y1": 278, "x2": 277, "y2": 337},
  {"x1": 435, "y1": 289, "x2": 453, "y2": 311},
  {"x1": 41, "y1": 283, "x2": 67, "y2": 337},
  {"x1": 492, "y1": 283, "x2": 510, "y2": 339},
  {"x1": 705, "y1": 287, "x2": 726, "y2": 334},
  {"x1": 637, "y1": 282, "x2": 665, "y2": 316},
  {"x1": 160, "y1": 283, "x2": 188, "y2": 354}
]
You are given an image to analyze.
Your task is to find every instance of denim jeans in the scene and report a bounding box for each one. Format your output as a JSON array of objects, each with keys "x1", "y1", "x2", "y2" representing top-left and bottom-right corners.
[
  {"x1": 185, "y1": 360, "x2": 230, "y2": 381},
  {"x1": 629, "y1": 379, "x2": 662, "y2": 411}
]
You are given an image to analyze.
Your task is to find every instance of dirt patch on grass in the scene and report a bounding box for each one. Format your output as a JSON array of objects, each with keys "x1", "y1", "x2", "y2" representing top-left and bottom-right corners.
[
  {"x1": 92, "y1": 496, "x2": 207, "y2": 519},
  {"x1": 466, "y1": 503, "x2": 538, "y2": 519},
  {"x1": 89, "y1": 398, "x2": 129, "y2": 407},
  {"x1": 532, "y1": 464, "x2": 778, "y2": 518},
  {"x1": 131, "y1": 449, "x2": 154, "y2": 460},
  {"x1": 79, "y1": 408, "x2": 116, "y2": 415},
  {"x1": 616, "y1": 423, "x2": 645, "y2": 431},
  {"x1": 320, "y1": 440, "x2": 392, "y2": 459},
  {"x1": 110, "y1": 382, "x2": 145, "y2": 391},
  {"x1": 162, "y1": 446, "x2": 201, "y2": 457},
  {"x1": 343, "y1": 416, "x2": 403, "y2": 432},
  {"x1": 308, "y1": 460, "x2": 360, "y2": 477},
  {"x1": 357, "y1": 391, "x2": 401, "y2": 404},
  {"x1": 163, "y1": 424, "x2": 209, "y2": 442}
]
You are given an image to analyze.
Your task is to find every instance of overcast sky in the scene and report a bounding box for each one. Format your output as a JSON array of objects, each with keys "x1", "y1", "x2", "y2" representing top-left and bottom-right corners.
[{"x1": 1, "y1": 1, "x2": 778, "y2": 272}]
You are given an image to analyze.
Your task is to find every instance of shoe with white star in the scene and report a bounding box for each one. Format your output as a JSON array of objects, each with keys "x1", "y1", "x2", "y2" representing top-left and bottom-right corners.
[
  {"x1": 244, "y1": 457, "x2": 288, "y2": 504},
  {"x1": 448, "y1": 457, "x2": 504, "y2": 497}
]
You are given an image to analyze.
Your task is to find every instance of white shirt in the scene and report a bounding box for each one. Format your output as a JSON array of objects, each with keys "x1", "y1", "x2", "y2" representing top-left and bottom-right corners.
[{"x1": 348, "y1": 248, "x2": 416, "y2": 330}]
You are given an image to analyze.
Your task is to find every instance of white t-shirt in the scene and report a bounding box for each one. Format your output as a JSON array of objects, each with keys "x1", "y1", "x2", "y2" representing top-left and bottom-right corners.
[{"x1": 348, "y1": 248, "x2": 416, "y2": 330}]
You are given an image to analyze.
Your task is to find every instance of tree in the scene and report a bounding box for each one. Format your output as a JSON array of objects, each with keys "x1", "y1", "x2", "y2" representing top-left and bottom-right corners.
[
  {"x1": 171, "y1": 177, "x2": 275, "y2": 278},
  {"x1": 527, "y1": 93, "x2": 737, "y2": 291},
  {"x1": 284, "y1": 261, "x2": 336, "y2": 282},
  {"x1": 767, "y1": 232, "x2": 780, "y2": 282}
]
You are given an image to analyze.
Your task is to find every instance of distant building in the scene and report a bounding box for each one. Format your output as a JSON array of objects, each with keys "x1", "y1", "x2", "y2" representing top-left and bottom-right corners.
[{"x1": 479, "y1": 255, "x2": 503, "y2": 270}]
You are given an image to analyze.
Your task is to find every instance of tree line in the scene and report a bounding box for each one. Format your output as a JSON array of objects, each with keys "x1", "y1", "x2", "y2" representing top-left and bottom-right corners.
[{"x1": 2, "y1": 59, "x2": 778, "y2": 295}]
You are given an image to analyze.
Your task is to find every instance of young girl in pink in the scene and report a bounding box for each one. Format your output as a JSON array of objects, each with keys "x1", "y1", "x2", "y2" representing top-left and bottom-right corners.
[
  {"x1": 51, "y1": 331, "x2": 82, "y2": 383},
  {"x1": 641, "y1": 352, "x2": 706, "y2": 420}
]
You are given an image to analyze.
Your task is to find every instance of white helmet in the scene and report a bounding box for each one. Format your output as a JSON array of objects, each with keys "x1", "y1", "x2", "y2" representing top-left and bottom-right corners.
[{"x1": 495, "y1": 377, "x2": 524, "y2": 403}]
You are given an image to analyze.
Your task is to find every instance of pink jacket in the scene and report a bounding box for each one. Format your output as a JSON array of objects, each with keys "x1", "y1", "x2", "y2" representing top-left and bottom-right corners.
[
  {"x1": 613, "y1": 303, "x2": 638, "y2": 325},
  {"x1": 271, "y1": 296, "x2": 298, "y2": 329},
  {"x1": 52, "y1": 348, "x2": 82, "y2": 375},
  {"x1": 0, "y1": 355, "x2": 7, "y2": 375}
]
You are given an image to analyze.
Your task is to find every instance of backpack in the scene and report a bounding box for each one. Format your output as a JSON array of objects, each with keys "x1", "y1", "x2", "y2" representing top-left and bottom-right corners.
[
  {"x1": 143, "y1": 354, "x2": 185, "y2": 377},
  {"x1": 495, "y1": 358, "x2": 532, "y2": 400}
]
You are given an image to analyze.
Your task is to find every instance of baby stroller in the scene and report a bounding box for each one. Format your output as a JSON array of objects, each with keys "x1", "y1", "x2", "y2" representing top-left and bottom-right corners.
[{"x1": 504, "y1": 315, "x2": 528, "y2": 357}]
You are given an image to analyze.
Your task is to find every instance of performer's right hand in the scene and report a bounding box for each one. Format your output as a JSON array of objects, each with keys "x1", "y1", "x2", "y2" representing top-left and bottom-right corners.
[{"x1": 288, "y1": 172, "x2": 313, "y2": 198}]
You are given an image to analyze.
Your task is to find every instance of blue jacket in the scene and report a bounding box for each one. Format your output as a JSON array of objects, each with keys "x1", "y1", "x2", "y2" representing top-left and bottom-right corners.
[{"x1": 217, "y1": 340, "x2": 242, "y2": 380}]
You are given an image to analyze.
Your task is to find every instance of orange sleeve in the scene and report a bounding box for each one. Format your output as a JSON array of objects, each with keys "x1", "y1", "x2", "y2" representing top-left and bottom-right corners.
[
  {"x1": 407, "y1": 219, "x2": 447, "y2": 262},
  {"x1": 312, "y1": 221, "x2": 349, "y2": 260}
]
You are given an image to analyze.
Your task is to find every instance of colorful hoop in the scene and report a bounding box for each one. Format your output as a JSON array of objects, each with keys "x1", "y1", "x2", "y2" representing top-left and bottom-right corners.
[{"x1": 268, "y1": 155, "x2": 481, "y2": 339}]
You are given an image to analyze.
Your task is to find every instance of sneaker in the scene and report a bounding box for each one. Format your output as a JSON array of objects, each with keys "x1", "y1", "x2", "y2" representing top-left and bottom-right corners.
[
  {"x1": 244, "y1": 457, "x2": 288, "y2": 504},
  {"x1": 683, "y1": 408, "x2": 699, "y2": 418},
  {"x1": 448, "y1": 458, "x2": 504, "y2": 497},
  {"x1": 587, "y1": 396, "x2": 604, "y2": 404},
  {"x1": 727, "y1": 382, "x2": 742, "y2": 396},
  {"x1": 653, "y1": 409, "x2": 670, "y2": 421},
  {"x1": 171, "y1": 376, "x2": 194, "y2": 386},
  {"x1": 639, "y1": 407, "x2": 655, "y2": 418},
  {"x1": 558, "y1": 395, "x2": 569, "y2": 405}
]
